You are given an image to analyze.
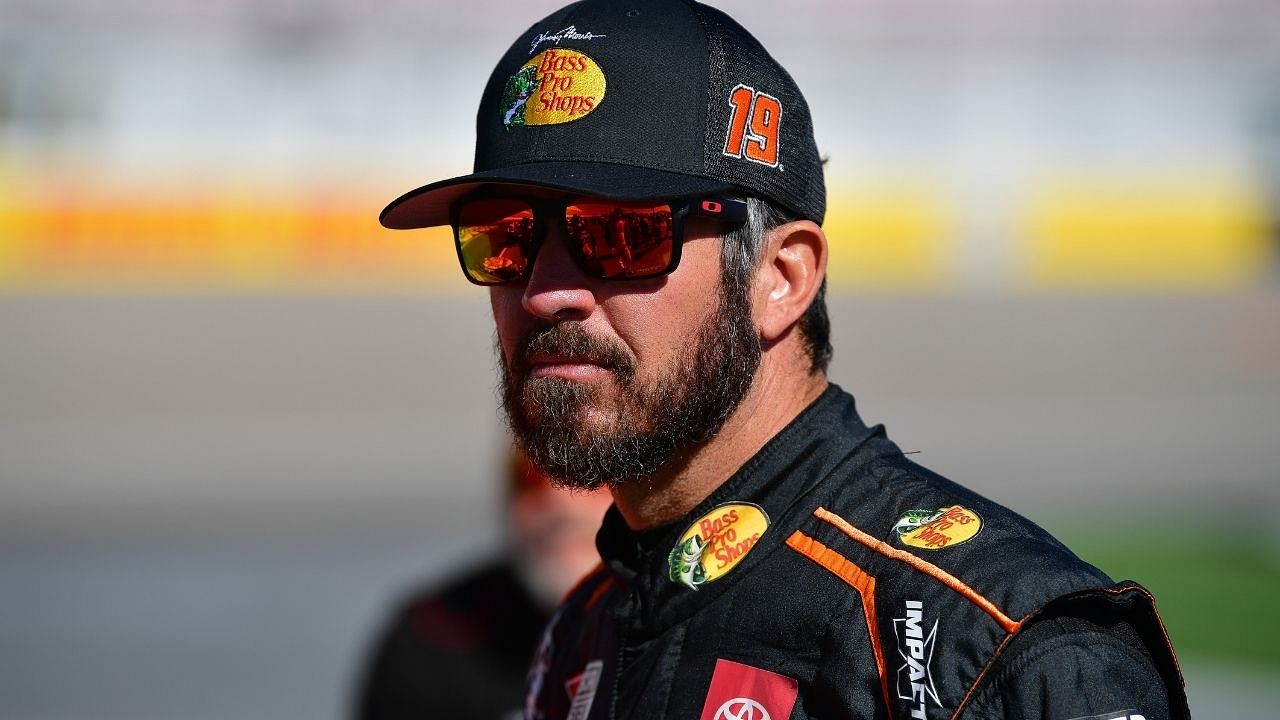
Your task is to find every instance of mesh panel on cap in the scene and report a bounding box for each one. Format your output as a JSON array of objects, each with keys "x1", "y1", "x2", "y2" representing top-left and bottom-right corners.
[{"x1": 692, "y1": 3, "x2": 825, "y2": 224}]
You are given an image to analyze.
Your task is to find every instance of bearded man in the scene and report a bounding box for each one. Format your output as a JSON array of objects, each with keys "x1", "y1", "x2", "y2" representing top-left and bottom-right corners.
[{"x1": 379, "y1": 1, "x2": 1189, "y2": 718}]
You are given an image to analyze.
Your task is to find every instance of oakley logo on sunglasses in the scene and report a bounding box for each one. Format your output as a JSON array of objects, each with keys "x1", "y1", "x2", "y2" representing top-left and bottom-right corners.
[{"x1": 451, "y1": 196, "x2": 747, "y2": 286}]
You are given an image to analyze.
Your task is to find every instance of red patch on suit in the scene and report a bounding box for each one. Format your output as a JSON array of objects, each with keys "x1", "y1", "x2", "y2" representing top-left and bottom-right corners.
[{"x1": 698, "y1": 658, "x2": 799, "y2": 720}]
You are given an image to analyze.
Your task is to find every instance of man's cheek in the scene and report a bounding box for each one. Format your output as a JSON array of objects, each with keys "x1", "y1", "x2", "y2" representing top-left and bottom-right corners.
[
  {"x1": 490, "y1": 321, "x2": 522, "y2": 369},
  {"x1": 489, "y1": 291, "x2": 523, "y2": 349}
]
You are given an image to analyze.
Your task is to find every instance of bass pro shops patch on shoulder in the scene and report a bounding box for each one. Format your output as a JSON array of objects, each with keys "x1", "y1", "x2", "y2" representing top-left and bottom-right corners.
[{"x1": 892, "y1": 505, "x2": 982, "y2": 550}]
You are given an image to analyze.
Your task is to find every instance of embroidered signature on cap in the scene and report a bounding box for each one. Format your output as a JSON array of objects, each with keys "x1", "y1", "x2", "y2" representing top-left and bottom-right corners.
[{"x1": 531, "y1": 25, "x2": 607, "y2": 54}]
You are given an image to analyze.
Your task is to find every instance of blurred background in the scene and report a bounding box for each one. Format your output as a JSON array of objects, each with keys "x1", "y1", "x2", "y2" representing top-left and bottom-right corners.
[{"x1": 1, "y1": 0, "x2": 1278, "y2": 717}]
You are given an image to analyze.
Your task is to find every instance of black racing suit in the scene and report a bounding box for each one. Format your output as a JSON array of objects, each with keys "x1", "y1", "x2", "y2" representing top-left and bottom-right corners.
[{"x1": 524, "y1": 385, "x2": 1188, "y2": 720}]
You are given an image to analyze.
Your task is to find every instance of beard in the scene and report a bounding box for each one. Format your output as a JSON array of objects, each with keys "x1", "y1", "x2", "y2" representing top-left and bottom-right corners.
[{"x1": 498, "y1": 280, "x2": 761, "y2": 490}]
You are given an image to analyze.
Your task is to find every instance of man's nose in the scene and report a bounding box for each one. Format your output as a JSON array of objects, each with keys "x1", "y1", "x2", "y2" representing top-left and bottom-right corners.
[{"x1": 521, "y1": 226, "x2": 598, "y2": 321}]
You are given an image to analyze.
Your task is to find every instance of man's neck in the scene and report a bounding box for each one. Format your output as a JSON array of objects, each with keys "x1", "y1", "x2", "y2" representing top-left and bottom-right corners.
[{"x1": 610, "y1": 365, "x2": 828, "y2": 531}]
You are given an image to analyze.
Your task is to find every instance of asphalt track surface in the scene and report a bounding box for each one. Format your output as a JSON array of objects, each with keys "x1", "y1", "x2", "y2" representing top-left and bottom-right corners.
[{"x1": 1, "y1": 292, "x2": 1277, "y2": 718}]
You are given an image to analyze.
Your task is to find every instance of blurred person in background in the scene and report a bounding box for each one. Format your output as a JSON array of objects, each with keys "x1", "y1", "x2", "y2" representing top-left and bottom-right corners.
[
  {"x1": 355, "y1": 450, "x2": 611, "y2": 720},
  {"x1": 377, "y1": 1, "x2": 1190, "y2": 718}
]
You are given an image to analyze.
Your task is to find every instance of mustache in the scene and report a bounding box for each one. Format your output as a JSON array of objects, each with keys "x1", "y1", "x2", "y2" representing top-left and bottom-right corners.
[{"x1": 509, "y1": 322, "x2": 635, "y2": 380}]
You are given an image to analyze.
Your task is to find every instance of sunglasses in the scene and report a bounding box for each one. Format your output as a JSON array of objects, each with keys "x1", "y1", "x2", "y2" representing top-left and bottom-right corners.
[{"x1": 450, "y1": 193, "x2": 748, "y2": 285}]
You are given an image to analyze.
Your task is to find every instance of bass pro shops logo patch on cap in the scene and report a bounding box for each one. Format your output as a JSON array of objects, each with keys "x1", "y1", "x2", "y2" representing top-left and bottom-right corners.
[
  {"x1": 668, "y1": 502, "x2": 769, "y2": 590},
  {"x1": 501, "y1": 48, "x2": 606, "y2": 130}
]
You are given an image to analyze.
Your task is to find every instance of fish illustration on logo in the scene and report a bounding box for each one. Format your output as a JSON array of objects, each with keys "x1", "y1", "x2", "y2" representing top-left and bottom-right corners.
[
  {"x1": 892, "y1": 509, "x2": 944, "y2": 536},
  {"x1": 669, "y1": 535, "x2": 709, "y2": 588},
  {"x1": 501, "y1": 65, "x2": 541, "y2": 130}
]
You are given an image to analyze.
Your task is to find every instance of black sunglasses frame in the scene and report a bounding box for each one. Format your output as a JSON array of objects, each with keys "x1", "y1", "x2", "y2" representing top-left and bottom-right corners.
[{"x1": 449, "y1": 192, "x2": 748, "y2": 286}]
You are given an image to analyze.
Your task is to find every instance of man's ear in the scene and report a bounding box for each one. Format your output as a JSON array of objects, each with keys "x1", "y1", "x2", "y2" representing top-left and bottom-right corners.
[{"x1": 754, "y1": 219, "x2": 827, "y2": 343}]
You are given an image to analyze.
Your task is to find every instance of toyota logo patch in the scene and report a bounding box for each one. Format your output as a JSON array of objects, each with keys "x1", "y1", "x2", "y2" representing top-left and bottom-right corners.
[{"x1": 713, "y1": 697, "x2": 771, "y2": 720}]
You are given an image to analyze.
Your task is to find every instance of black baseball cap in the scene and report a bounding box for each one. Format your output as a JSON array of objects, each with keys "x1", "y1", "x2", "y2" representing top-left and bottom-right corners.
[{"x1": 379, "y1": 0, "x2": 824, "y2": 229}]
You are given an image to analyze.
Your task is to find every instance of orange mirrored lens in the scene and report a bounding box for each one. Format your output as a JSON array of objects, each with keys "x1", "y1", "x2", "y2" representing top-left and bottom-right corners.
[
  {"x1": 456, "y1": 200, "x2": 536, "y2": 283},
  {"x1": 565, "y1": 200, "x2": 674, "y2": 279}
]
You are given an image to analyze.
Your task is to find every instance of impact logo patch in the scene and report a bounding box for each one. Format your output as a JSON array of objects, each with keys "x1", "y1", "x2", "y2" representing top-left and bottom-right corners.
[
  {"x1": 1067, "y1": 713, "x2": 1147, "y2": 720},
  {"x1": 668, "y1": 502, "x2": 769, "y2": 590},
  {"x1": 698, "y1": 659, "x2": 798, "y2": 720},
  {"x1": 892, "y1": 505, "x2": 982, "y2": 550},
  {"x1": 894, "y1": 599, "x2": 941, "y2": 719},
  {"x1": 501, "y1": 49, "x2": 605, "y2": 130}
]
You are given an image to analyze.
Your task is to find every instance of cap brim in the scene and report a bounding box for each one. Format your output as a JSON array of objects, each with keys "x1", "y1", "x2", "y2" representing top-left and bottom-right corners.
[{"x1": 379, "y1": 161, "x2": 734, "y2": 229}]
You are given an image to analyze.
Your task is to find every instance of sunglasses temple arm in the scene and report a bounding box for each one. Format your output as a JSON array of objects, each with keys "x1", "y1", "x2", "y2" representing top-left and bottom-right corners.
[{"x1": 690, "y1": 198, "x2": 748, "y2": 223}]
